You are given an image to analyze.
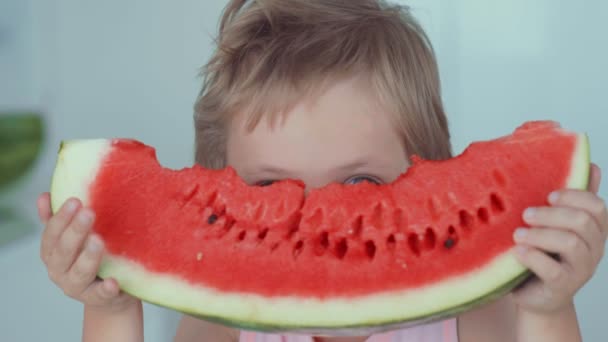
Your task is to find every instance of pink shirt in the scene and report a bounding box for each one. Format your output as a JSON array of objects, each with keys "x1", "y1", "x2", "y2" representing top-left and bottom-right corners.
[{"x1": 239, "y1": 318, "x2": 458, "y2": 342}]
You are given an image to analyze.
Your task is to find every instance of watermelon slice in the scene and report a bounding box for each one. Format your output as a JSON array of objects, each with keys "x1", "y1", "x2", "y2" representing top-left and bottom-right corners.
[{"x1": 49, "y1": 121, "x2": 590, "y2": 335}]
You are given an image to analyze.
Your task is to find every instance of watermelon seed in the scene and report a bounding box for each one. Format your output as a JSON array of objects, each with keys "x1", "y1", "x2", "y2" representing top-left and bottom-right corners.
[
  {"x1": 335, "y1": 238, "x2": 348, "y2": 259},
  {"x1": 257, "y1": 228, "x2": 269, "y2": 241},
  {"x1": 237, "y1": 230, "x2": 247, "y2": 241},
  {"x1": 490, "y1": 193, "x2": 505, "y2": 213},
  {"x1": 321, "y1": 232, "x2": 329, "y2": 248},
  {"x1": 448, "y1": 225, "x2": 456, "y2": 234},
  {"x1": 196, "y1": 252, "x2": 203, "y2": 261},
  {"x1": 444, "y1": 238, "x2": 456, "y2": 249},
  {"x1": 287, "y1": 226, "x2": 299, "y2": 240},
  {"x1": 285, "y1": 212, "x2": 302, "y2": 240},
  {"x1": 459, "y1": 210, "x2": 473, "y2": 229},
  {"x1": 270, "y1": 242, "x2": 280, "y2": 251},
  {"x1": 386, "y1": 234, "x2": 396, "y2": 250},
  {"x1": 407, "y1": 234, "x2": 420, "y2": 256},
  {"x1": 293, "y1": 240, "x2": 304, "y2": 258},
  {"x1": 492, "y1": 170, "x2": 506, "y2": 187},
  {"x1": 315, "y1": 232, "x2": 329, "y2": 255},
  {"x1": 477, "y1": 207, "x2": 489, "y2": 223},
  {"x1": 424, "y1": 227, "x2": 436, "y2": 249},
  {"x1": 365, "y1": 240, "x2": 376, "y2": 260},
  {"x1": 207, "y1": 214, "x2": 218, "y2": 224},
  {"x1": 215, "y1": 205, "x2": 227, "y2": 217}
]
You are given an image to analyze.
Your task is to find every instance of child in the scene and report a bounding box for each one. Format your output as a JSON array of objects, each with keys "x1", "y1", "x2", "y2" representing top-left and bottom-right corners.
[{"x1": 38, "y1": 0, "x2": 607, "y2": 341}]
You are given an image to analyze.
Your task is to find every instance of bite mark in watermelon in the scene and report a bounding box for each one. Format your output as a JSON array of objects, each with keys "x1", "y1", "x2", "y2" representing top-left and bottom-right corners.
[{"x1": 49, "y1": 121, "x2": 590, "y2": 335}]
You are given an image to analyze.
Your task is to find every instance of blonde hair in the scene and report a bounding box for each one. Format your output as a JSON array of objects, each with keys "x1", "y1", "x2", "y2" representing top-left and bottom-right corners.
[{"x1": 194, "y1": 0, "x2": 452, "y2": 169}]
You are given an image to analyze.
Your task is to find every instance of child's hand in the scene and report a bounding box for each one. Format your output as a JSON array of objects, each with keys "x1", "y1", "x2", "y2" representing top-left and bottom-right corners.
[
  {"x1": 38, "y1": 193, "x2": 139, "y2": 313},
  {"x1": 512, "y1": 163, "x2": 607, "y2": 315}
]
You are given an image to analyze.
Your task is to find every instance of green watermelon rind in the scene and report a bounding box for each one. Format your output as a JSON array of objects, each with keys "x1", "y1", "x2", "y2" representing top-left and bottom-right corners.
[
  {"x1": 192, "y1": 272, "x2": 534, "y2": 334},
  {"x1": 98, "y1": 254, "x2": 533, "y2": 335},
  {"x1": 49, "y1": 131, "x2": 590, "y2": 335}
]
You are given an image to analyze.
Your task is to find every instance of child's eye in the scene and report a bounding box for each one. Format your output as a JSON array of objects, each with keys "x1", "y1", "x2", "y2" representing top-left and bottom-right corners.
[
  {"x1": 256, "y1": 180, "x2": 276, "y2": 187},
  {"x1": 343, "y1": 175, "x2": 381, "y2": 185}
]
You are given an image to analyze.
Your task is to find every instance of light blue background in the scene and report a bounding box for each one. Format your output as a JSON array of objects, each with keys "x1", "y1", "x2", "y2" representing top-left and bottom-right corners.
[{"x1": 1, "y1": 1, "x2": 606, "y2": 341}]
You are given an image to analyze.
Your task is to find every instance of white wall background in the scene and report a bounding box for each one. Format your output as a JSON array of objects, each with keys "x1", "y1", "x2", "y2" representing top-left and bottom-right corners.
[{"x1": 1, "y1": 0, "x2": 606, "y2": 341}]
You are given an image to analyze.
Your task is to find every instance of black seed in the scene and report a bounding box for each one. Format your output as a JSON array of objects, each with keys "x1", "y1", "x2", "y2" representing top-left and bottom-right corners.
[
  {"x1": 444, "y1": 237, "x2": 456, "y2": 249},
  {"x1": 207, "y1": 214, "x2": 218, "y2": 224}
]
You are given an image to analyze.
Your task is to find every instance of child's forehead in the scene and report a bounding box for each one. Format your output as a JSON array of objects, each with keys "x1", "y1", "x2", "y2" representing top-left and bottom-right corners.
[
  {"x1": 226, "y1": 77, "x2": 409, "y2": 182},
  {"x1": 233, "y1": 75, "x2": 395, "y2": 133}
]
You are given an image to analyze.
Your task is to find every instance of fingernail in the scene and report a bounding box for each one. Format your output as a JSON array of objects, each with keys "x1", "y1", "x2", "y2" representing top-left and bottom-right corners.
[
  {"x1": 87, "y1": 235, "x2": 101, "y2": 252},
  {"x1": 548, "y1": 191, "x2": 559, "y2": 204},
  {"x1": 77, "y1": 210, "x2": 93, "y2": 225},
  {"x1": 514, "y1": 228, "x2": 528, "y2": 241},
  {"x1": 66, "y1": 199, "x2": 78, "y2": 213},
  {"x1": 523, "y1": 208, "x2": 536, "y2": 220},
  {"x1": 103, "y1": 280, "x2": 116, "y2": 293}
]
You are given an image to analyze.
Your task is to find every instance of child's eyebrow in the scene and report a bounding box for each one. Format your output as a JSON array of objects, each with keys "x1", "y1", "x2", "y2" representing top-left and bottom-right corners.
[
  {"x1": 253, "y1": 165, "x2": 292, "y2": 175},
  {"x1": 333, "y1": 159, "x2": 374, "y2": 172}
]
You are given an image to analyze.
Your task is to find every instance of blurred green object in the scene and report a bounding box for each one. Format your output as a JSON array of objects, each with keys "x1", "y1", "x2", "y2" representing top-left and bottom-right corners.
[
  {"x1": 0, "y1": 112, "x2": 45, "y2": 247},
  {"x1": 0, "y1": 112, "x2": 44, "y2": 189}
]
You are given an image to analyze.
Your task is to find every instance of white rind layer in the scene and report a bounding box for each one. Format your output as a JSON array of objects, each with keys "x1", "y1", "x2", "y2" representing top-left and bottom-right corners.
[
  {"x1": 50, "y1": 140, "x2": 112, "y2": 212},
  {"x1": 99, "y1": 249, "x2": 527, "y2": 331},
  {"x1": 566, "y1": 133, "x2": 590, "y2": 188},
  {"x1": 49, "y1": 133, "x2": 590, "y2": 333}
]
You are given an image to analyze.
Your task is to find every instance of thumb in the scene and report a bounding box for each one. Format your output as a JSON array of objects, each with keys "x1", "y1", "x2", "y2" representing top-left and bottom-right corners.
[
  {"x1": 588, "y1": 163, "x2": 601, "y2": 194},
  {"x1": 37, "y1": 192, "x2": 52, "y2": 224}
]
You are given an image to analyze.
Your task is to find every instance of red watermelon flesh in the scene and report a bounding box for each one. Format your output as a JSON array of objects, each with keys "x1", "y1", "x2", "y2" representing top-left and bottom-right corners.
[{"x1": 50, "y1": 121, "x2": 590, "y2": 334}]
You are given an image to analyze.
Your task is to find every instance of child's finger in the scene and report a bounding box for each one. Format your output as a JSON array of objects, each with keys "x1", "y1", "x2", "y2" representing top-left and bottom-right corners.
[
  {"x1": 48, "y1": 208, "x2": 94, "y2": 273},
  {"x1": 77, "y1": 282, "x2": 112, "y2": 307},
  {"x1": 514, "y1": 227, "x2": 594, "y2": 267},
  {"x1": 547, "y1": 189, "x2": 607, "y2": 229},
  {"x1": 523, "y1": 206, "x2": 602, "y2": 238},
  {"x1": 84, "y1": 278, "x2": 120, "y2": 304},
  {"x1": 588, "y1": 163, "x2": 602, "y2": 195},
  {"x1": 517, "y1": 214, "x2": 600, "y2": 255},
  {"x1": 101, "y1": 278, "x2": 120, "y2": 298},
  {"x1": 514, "y1": 246, "x2": 567, "y2": 286},
  {"x1": 40, "y1": 198, "x2": 81, "y2": 263},
  {"x1": 37, "y1": 192, "x2": 52, "y2": 224},
  {"x1": 66, "y1": 235, "x2": 104, "y2": 293}
]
